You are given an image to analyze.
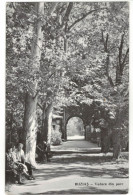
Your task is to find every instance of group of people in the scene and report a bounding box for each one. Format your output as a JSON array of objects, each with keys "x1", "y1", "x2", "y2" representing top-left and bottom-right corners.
[{"x1": 6, "y1": 143, "x2": 35, "y2": 184}]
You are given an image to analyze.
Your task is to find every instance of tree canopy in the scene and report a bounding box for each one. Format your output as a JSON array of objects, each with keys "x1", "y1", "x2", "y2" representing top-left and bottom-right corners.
[{"x1": 6, "y1": 2, "x2": 129, "y2": 160}]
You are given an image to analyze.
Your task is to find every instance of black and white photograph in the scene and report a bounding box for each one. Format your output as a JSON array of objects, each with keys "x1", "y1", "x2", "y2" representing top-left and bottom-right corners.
[{"x1": 5, "y1": 1, "x2": 129, "y2": 194}]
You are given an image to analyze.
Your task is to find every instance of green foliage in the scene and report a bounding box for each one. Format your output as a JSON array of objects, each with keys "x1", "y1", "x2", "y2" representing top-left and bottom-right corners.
[
  {"x1": 51, "y1": 130, "x2": 62, "y2": 146},
  {"x1": 6, "y1": 2, "x2": 129, "y2": 148}
]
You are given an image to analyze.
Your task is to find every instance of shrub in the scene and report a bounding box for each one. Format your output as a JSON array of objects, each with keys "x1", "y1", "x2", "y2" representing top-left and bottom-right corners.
[{"x1": 51, "y1": 130, "x2": 62, "y2": 146}]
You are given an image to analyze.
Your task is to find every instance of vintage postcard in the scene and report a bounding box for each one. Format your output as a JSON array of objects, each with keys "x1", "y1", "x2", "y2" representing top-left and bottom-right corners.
[{"x1": 4, "y1": 1, "x2": 129, "y2": 194}]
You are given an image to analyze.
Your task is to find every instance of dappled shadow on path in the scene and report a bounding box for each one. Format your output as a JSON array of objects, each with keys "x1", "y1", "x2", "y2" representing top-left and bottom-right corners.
[
  {"x1": 34, "y1": 166, "x2": 128, "y2": 183},
  {"x1": 21, "y1": 156, "x2": 128, "y2": 190},
  {"x1": 38, "y1": 189, "x2": 128, "y2": 194},
  {"x1": 7, "y1": 155, "x2": 128, "y2": 195},
  {"x1": 23, "y1": 155, "x2": 128, "y2": 185},
  {"x1": 19, "y1": 189, "x2": 128, "y2": 195}
]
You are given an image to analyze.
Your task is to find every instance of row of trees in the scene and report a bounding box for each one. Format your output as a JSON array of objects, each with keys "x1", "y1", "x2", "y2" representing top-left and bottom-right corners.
[{"x1": 6, "y1": 2, "x2": 129, "y2": 165}]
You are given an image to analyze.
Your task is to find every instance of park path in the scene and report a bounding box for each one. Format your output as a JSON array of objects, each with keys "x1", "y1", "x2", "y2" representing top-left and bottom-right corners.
[
  {"x1": 7, "y1": 154, "x2": 128, "y2": 195},
  {"x1": 6, "y1": 140, "x2": 129, "y2": 195},
  {"x1": 51, "y1": 139, "x2": 101, "y2": 153},
  {"x1": 52, "y1": 140, "x2": 98, "y2": 149}
]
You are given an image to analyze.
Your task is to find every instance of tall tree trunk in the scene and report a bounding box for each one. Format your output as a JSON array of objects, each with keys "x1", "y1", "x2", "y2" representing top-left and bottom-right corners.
[
  {"x1": 9, "y1": 112, "x2": 13, "y2": 143},
  {"x1": 41, "y1": 103, "x2": 53, "y2": 145},
  {"x1": 112, "y1": 104, "x2": 122, "y2": 159},
  {"x1": 23, "y1": 93, "x2": 38, "y2": 164},
  {"x1": 101, "y1": 128, "x2": 110, "y2": 153},
  {"x1": 64, "y1": 36, "x2": 68, "y2": 53},
  {"x1": 116, "y1": 63, "x2": 122, "y2": 85},
  {"x1": 23, "y1": 3, "x2": 44, "y2": 165},
  {"x1": 46, "y1": 103, "x2": 53, "y2": 145},
  {"x1": 41, "y1": 104, "x2": 47, "y2": 142},
  {"x1": 113, "y1": 128, "x2": 121, "y2": 159}
]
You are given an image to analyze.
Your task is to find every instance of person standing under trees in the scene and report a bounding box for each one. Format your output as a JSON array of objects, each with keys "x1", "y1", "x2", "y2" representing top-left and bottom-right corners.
[
  {"x1": 36, "y1": 141, "x2": 51, "y2": 162},
  {"x1": 43, "y1": 141, "x2": 51, "y2": 162},
  {"x1": 16, "y1": 143, "x2": 35, "y2": 180},
  {"x1": 36, "y1": 143, "x2": 45, "y2": 162}
]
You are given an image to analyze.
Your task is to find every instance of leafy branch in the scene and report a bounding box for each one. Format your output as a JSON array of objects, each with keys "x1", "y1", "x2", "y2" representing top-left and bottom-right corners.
[{"x1": 68, "y1": 7, "x2": 107, "y2": 31}]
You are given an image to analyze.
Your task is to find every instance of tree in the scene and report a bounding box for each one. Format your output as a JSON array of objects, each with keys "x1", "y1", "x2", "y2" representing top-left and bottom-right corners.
[
  {"x1": 6, "y1": 2, "x2": 129, "y2": 162},
  {"x1": 22, "y1": 3, "x2": 44, "y2": 165},
  {"x1": 54, "y1": 2, "x2": 129, "y2": 158}
]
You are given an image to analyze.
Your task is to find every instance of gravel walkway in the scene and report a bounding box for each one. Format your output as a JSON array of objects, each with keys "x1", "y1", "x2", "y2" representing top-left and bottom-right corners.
[{"x1": 6, "y1": 152, "x2": 128, "y2": 194}]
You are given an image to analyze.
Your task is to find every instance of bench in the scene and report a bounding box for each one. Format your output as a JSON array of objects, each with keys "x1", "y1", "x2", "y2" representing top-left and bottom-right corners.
[{"x1": 6, "y1": 169, "x2": 15, "y2": 183}]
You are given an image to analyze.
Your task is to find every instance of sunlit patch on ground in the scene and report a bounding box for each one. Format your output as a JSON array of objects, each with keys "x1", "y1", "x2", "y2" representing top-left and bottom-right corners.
[
  {"x1": 67, "y1": 135, "x2": 85, "y2": 140},
  {"x1": 7, "y1": 151, "x2": 128, "y2": 195}
]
